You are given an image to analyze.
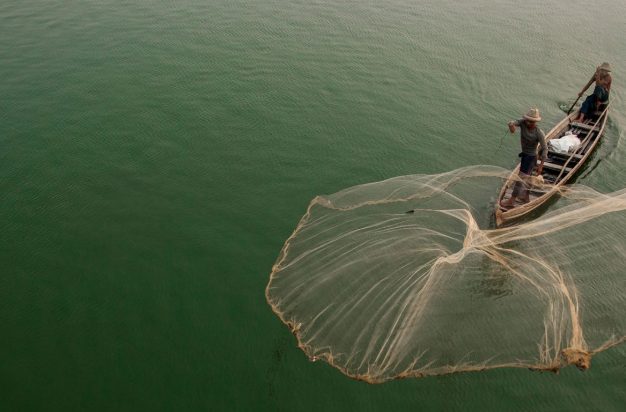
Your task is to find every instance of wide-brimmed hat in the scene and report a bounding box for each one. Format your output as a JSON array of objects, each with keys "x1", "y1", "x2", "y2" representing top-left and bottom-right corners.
[
  {"x1": 598, "y1": 62, "x2": 612, "y2": 72},
  {"x1": 523, "y1": 107, "x2": 541, "y2": 122}
]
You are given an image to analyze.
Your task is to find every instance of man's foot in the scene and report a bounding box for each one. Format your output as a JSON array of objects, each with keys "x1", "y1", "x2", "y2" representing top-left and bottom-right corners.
[{"x1": 500, "y1": 198, "x2": 515, "y2": 209}]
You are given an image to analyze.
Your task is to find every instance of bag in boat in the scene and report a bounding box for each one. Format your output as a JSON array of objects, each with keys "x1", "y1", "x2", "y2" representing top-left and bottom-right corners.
[{"x1": 549, "y1": 132, "x2": 581, "y2": 154}]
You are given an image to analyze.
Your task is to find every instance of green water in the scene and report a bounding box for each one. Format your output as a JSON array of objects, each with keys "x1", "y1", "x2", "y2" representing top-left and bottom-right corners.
[{"x1": 1, "y1": 0, "x2": 625, "y2": 410}]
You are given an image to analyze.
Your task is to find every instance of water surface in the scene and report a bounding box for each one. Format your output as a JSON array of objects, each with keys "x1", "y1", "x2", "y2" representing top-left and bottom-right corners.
[{"x1": 1, "y1": 0, "x2": 625, "y2": 410}]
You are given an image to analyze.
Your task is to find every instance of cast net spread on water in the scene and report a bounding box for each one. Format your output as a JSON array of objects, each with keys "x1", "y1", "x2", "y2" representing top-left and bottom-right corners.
[{"x1": 265, "y1": 165, "x2": 626, "y2": 383}]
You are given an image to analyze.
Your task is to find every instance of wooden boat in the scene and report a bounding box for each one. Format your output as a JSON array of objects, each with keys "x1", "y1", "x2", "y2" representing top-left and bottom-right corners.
[{"x1": 495, "y1": 103, "x2": 610, "y2": 227}]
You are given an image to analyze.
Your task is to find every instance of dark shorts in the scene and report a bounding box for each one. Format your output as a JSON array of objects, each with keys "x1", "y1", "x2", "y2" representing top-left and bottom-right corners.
[
  {"x1": 511, "y1": 153, "x2": 536, "y2": 198},
  {"x1": 519, "y1": 153, "x2": 537, "y2": 175},
  {"x1": 581, "y1": 85, "x2": 609, "y2": 117},
  {"x1": 580, "y1": 94, "x2": 596, "y2": 116}
]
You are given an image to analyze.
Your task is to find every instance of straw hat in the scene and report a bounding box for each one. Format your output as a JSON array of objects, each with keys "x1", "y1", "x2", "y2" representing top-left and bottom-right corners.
[
  {"x1": 598, "y1": 62, "x2": 612, "y2": 72},
  {"x1": 523, "y1": 107, "x2": 542, "y2": 122}
]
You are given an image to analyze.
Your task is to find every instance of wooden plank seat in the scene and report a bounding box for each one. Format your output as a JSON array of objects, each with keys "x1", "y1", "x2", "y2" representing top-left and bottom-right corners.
[
  {"x1": 570, "y1": 122, "x2": 597, "y2": 131},
  {"x1": 540, "y1": 161, "x2": 573, "y2": 173},
  {"x1": 547, "y1": 150, "x2": 582, "y2": 161},
  {"x1": 569, "y1": 128, "x2": 590, "y2": 136}
]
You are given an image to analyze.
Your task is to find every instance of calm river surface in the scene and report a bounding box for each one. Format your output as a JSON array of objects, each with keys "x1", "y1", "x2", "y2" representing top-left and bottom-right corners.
[{"x1": 1, "y1": 0, "x2": 625, "y2": 410}]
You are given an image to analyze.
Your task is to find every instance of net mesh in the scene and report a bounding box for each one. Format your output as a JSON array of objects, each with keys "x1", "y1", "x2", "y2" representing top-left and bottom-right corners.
[{"x1": 265, "y1": 165, "x2": 626, "y2": 383}]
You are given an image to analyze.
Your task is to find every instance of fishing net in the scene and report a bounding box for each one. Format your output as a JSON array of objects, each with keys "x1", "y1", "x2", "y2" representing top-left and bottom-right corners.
[{"x1": 265, "y1": 165, "x2": 626, "y2": 383}]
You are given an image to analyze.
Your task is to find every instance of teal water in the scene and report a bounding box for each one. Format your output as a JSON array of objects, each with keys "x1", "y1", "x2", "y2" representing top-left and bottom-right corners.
[{"x1": 1, "y1": 0, "x2": 625, "y2": 410}]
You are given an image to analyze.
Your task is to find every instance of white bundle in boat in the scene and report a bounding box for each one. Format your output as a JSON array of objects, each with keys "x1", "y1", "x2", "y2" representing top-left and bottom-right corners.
[{"x1": 549, "y1": 132, "x2": 581, "y2": 154}]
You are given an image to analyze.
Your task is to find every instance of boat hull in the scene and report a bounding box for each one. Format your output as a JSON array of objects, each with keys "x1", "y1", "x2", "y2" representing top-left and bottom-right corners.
[{"x1": 495, "y1": 104, "x2": 610, "y2": 227}]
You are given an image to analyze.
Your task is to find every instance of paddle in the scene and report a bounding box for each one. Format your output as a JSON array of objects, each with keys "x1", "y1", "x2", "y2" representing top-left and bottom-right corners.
[{"x1": 566, "y1": 94, "x2": 581, "y2": 115}]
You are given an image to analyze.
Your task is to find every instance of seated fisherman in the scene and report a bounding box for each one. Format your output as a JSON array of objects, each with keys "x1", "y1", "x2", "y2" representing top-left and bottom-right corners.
[
  {"x1": 579, "y1": 62, "x2": 612, "y2": 97},
  {"x1": 576, "y1": 70, "x2": 611, "y2": 123}
]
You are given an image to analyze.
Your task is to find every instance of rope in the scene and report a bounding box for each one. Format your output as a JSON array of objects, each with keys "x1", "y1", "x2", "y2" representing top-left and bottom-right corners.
[{"x1": 495, "y1": 130, "x2": 509, "y2": 152}]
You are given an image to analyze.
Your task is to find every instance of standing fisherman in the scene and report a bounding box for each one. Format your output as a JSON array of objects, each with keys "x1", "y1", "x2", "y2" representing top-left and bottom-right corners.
[{"x1": 500, "y1": 108, "x2": 548, "y2": 208}]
